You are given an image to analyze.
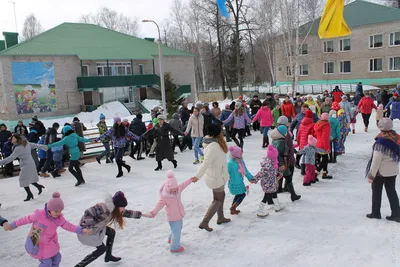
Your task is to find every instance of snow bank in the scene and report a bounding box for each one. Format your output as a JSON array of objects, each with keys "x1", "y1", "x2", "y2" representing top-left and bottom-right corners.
[{"x1": 40, "y1": 101, "x2": 152, "y2": 129}]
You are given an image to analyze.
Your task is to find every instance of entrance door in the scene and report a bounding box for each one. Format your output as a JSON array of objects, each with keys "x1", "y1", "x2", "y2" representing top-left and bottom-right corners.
[
  {"x1": 83, "y1": 91, "x2": 93, "y2": 105},
  {"x1": 140, "y1": 87, "x2": 147, "y2": 101}
]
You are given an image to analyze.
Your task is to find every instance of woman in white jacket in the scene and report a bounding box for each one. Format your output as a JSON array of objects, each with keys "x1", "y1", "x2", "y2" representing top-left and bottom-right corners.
[
  {"x1": 366, "y1": 118, "x2": 400, "y2": 223},
  {"x1": 192, "y1": 124, "x2": 231, "y2": 232}
]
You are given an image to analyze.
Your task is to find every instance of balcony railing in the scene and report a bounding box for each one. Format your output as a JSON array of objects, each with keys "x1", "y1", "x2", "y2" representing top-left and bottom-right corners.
[{"x1": 77, "y1": 74, "x2": 160, "y2": 90}]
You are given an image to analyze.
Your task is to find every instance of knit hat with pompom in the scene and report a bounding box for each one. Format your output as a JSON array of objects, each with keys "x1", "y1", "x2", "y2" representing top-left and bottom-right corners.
[
  {"x1": 308, "y1": 135, "x2": 317, "y2": 146},
  {"x1": 165, "y1": 170, "x2": 179, "y2": 191},
  {"x1": 112, "y1": 191, "x2": 128, "y2": 208},
  {"x1": 228, "y1": 145, "x2": 242, "y2": 159},
  {"x1": 47, "y1": 192, "x2": 64, "y2": 211},
  {"x1": 266, "y1": 144, "x2": 279, "y2": 169}
]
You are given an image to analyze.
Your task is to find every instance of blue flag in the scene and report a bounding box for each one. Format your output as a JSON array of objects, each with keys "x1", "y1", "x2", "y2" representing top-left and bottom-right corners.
[{"x1": 217, "y1": 0, "x2": 229, "y2": 18}]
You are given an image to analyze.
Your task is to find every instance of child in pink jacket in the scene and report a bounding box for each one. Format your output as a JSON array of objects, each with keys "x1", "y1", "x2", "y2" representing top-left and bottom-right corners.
[
  {"x1": 252, "y1": 102, "x2": 274, "y2": 148},
  {"x1": 4, "y1": 192, "x2": 90, "y2": 267},
  {"x1": 147, "y1": 170, "x2": 193, "y2": 253}
]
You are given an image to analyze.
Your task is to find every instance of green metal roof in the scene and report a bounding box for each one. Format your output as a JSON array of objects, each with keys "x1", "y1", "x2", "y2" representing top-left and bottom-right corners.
[
  {"x1": 300, "y1": 0, "x2": 400, "y2": 35},
  {"x1": 0, "y1": 23, "x2": 193, "y2": 59}
]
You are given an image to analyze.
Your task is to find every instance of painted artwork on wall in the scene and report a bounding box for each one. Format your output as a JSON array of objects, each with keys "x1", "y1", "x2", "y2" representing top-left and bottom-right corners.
[{"x1": 12, "y1": 62, "x2": 56, "y2": 114}]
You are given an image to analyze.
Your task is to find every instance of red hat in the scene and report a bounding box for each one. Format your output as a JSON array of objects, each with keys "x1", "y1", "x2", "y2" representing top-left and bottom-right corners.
[
  {"x1": 331, "y1": 102, "x2": 341, "y2": 111},
  {"x1": 239, "y1": 96, "x2": 243, "y2": 100},
  {"x1": 324, "y1": 90, "x2": 328, "y2": 93},
  {"x1": 305, "y1": 110, "x2": 313, "y2": 118},
  {"x1": 394, "y1": 93, "x2": 399, "y2": 97}
]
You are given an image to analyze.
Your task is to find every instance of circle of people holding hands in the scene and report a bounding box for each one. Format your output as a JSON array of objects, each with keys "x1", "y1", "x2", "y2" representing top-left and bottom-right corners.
[{"x1": 0, "y1": 84, "x2": 399, "y2": 267}]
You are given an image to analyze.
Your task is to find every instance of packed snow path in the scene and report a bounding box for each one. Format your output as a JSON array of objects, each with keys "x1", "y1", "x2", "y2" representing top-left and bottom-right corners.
[{"x1": 0, "y1": 114, "x2": 399, "y2": 267}]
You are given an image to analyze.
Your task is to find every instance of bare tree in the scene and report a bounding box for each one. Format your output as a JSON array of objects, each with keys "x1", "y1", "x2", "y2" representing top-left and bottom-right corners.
[
  {"x1": 79, "y1": 7, "x2": 139, "y2": 36},
  {"x1": 22, "y1": 14, "x2": 43, "y2": 40}
]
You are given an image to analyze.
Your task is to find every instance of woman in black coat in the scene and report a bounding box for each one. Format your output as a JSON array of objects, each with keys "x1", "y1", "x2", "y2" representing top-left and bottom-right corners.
[{"x1": 152, "y1": 115, "x2": 183, "y2": 171}]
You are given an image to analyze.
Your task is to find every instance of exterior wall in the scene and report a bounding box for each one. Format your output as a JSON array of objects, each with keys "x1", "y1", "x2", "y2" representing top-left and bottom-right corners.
[
  {"x1": 81, "y1": 59, "x2": 154, "y2": 76},
  {"x1": 154, "y1": 56, "x2": 197, "y2": 102},
  {"x1": 276, "y1": 21, "x2": 400, "y2": 85},
  {"x1": 0, "y1": 55, "x2": 82, "y2": 121}
]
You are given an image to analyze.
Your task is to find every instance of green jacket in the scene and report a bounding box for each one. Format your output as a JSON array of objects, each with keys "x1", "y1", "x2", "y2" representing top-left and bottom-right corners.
[
  {"x1": 329, "y1": 117, "x2": 340, "y2": 141},
  {"x1": 272, "y1": 109, "x2": 281, "y2": 126},
  {"x1": 48, "y1": 133, "x2": 92, "y2": 160},
  {"x1": 97, "y1": 122, "x2": 110, "y2": 142}
]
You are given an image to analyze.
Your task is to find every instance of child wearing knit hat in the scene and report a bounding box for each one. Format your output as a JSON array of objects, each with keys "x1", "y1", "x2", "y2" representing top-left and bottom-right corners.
[
  {"x1": 227, "y1": 146, "x2": 254, "y2": 215},
  {"x1": 147, "y1": 171, "x2": 194, "y2": 253},
  {"x1": 251, "y1": 145, "x2": 283, "y2": 217},
  {"x1": 76, "y1": 191, "x2": 148, "y2": 265},
  {"x1": 4, "y1": 192, "x2": 90, "y2": 267},
  {"x1": 297, "y1": 136, "x2": 326, "y2": 186}
]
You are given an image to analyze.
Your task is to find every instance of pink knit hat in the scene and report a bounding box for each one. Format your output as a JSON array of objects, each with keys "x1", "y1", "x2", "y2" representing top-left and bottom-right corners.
[
  {"x1": 47, "y1": 192, "x2": 64, "y2": 211},
  {"x1": 165, "y1": 170, "x2": 178, "y2": 191},
  {"x1": 114, "y1": 117, "x2": 121, "y2": 123},
  {"x1": 266, "y1": 145, "x2": 278, "y2": 169},
  {"x1": 320, "y1": 113, "x2": 329, "y2": 121},
  {"x1": 308, "y1": 135, "x2": 317, "y2": 146},
  {"x1": 378, "y1": 104, "x2": 384, "y2": 110},
  {"x1": 228, "y1": 146, "x2": 242, "y2": 159}
]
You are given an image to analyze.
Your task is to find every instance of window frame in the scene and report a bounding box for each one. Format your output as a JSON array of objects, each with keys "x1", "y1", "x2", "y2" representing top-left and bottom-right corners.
[
  {"x1": 286, "y1": 66, "x2": 292, "y2": 77},
  {"x1": 323, "y1": 62, "x2": 335, "y2": 74},
  {"x1": 369, "y1": 34, "x2": 383, "y2": 49},
  {"x1": 299, "y1": 43, "x2": 308, "y2": 55},
  {"x1": 369, "y1": 58, "x2": 383, "y2": 72},
  {"x1": 138, "y1": 64, "x2": 145, "y2": 75},
  {"x1": 339, "y1": 61, "x2": 351, "y2": 74},
  {"x1": 299, "y1": 64, "x2": 309, "y2": 76},
  {"x1": 339, "y1": 38, "x2": 351, "y2": 52},
  {"x1": 81, "y1": 65, "x2": 89, "y2": 77},
  {"x1": 389, "y1": 32, "x2": 400, "y2": 47},
  {"x1": 96, "y1": 62, "x2": 132, "y2": 76},
  {"x1": 323, "y1": 40, "x2": 334, "y2": 53},
  {"x1": 388, "y1": 56, "x2": 400, "y2": 71}
]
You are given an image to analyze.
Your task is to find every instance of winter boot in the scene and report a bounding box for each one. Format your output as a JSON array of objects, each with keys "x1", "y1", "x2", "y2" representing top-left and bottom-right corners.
[
  {"x1": 295, "y1": 155, "x2": 301, "y2": 169},
  {"x1": 256, "y1": 202, "x2": 269, "y2": 218},
  {"x1": 332, "y1": 152, "x2": 337, "y2": 163},
  {"x1": 287, "y1": 182, "x2": 301, "y2": 202},
  {"x1": 386, "y1": 215, "x2": 400, "y2": 223},
  {"x1": 364, "y1": 127, "x2": 368, "y2": 132},
  {"x1": 352, "y1": 129, "x2": 355, "y2": 134},
  {"x1": 171, "y1": 247, "x2": 185, "y2": 253},
  {"x1": 366, "y1": 213, "x2": 381, "y2": 220},
  {"x1": 75, "y1": 245, "x2": 106, "y2": 267},
  {"x1": 122, "y1": 162, "x2": 131, "y2": 173},
  {"x1": 23, "y1": 187, "x2": 34, "y2": 202},
  {"x1": 230, "y1": 202, "x2": 240, "y2": 215},
  {"x1": 96, "y1": 157, "x2": 101, "y2": 164},
  {"x1": 321, "y1": 171, "x2": 333, "y2": 179},
  {"x1": 155, "y1": 161, "x2": 162, "y2": 171},
  {"x1": 217, "y1": 194, "x2": 231, "y2": 225},
  {"x1": 51, "y1": 170, "x2": 61, "y2": 178},
  {"x1": 272, "y1": 198, "x2": 284, "y2": 212},
  {"x1": 199, "y1": 201, "x2": 221, "y2": 232},
  {"x1": 328, "y1": 151, "x2": 334, "y2": 163},
  {"x1": 116, "y1": 160, "x2": 123, "y2": 178},
  {"x1": 106, "y1": 158, "x2": 112, "y2": 164},
  {"x1": 104, "y1": 229, "x2": 121, "y2": 263},
  {"x1": 171, "y1": 160, "x2": 178, "y2": 169}
]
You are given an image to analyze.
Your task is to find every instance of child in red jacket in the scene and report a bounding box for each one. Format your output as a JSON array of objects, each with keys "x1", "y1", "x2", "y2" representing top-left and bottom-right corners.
[{"x1": 314, "y1": 113, "x2": 332, "y2": 179}]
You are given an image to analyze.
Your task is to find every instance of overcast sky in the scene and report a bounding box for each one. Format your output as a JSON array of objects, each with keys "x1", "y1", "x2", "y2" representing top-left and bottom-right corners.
[{"x1": 0, "y1": 0, "x2": 181, "y2": 39}]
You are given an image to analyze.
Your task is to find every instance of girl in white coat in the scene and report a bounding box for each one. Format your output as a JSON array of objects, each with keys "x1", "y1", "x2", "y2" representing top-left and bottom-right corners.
[{"x1": 192, "y1": 124, "x2": 231, "y2": 232}]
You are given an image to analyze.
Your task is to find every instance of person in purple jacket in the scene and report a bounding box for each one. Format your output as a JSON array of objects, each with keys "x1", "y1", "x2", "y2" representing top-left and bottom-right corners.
[
  {"x1": 96, "y1": 117, "x2": 140, "y2": 178},
  {"x1": 223, "y1": 101, "x2": 252, "y2": 149}
]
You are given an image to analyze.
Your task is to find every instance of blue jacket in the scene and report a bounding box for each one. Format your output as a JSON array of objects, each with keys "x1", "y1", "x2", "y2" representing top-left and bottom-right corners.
[
  {"x1": 48, "y1": 133, "x2": 91, "y2": 160},
  {"x1": 227, "y1": 159, "x2": 253, "y2": 195},
  {"x1": 51, "y1": 146, "x2": 63, "y2": 161},
  {"x1": 329, "y1": 117, "x2": 341, "y2": 141},
  {"x1": 2, "y1": 141, "x2": 12, "y2": 157},
  {"x1": 220, "y1": 109, "x2": 233, "y2": 126},
  {"x1": 290, "y1": 111, "x2": 319, "y2": 132},
  {"x1": 385, "y1": 98, "x2": 400, "y2": 120},
  {"x1": 37, "y1": 137, "x2": 47, "y2": 159}
]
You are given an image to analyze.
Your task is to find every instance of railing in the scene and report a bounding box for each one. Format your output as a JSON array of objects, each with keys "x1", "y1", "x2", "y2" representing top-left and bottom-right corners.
[{"x1": 77, "y1": 74, "x2": 160, "y2": 89}]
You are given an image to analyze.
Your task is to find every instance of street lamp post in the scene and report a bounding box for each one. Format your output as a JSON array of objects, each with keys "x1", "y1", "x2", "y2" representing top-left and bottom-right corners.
[
  {"x1": 142, "y1": 20, "x2": 167, "y2": 117},
  {"x1": 8, "y1": 1, "x2": 18, "y2": 33}
]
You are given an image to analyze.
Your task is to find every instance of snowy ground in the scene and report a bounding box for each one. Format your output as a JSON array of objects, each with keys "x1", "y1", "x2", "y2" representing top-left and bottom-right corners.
[{"x1": 0, "y1": 112, "x2": 399, "y2": 267}]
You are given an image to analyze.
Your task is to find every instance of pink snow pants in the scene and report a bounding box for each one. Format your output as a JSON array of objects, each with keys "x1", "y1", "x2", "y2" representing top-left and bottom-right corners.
[{"x1": 304, "y1": 164, "x2": 316, "y2": 184}]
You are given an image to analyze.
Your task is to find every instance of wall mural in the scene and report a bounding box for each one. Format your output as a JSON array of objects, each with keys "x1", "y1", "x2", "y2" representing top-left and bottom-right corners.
[{"x1": 12, "y1": 62, "x2": 56, "y2": 114}]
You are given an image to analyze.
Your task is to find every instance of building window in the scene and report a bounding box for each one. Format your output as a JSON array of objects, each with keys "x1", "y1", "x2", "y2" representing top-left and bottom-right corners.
[
  {"x1": 285, "y1": 45, "x2": 294, "y2": 57},
  {"x1": 99, "y1": 87, "x2": 134, "y2": 104},
  {"x1": 82, "y1": 65, "x2": 89, "y2": 76},
  {"x1": 369, "y1": 58, "x2": 383, "y2": 72},
  {"x1": 339, "y1": 39, "x2": 350, "y2": 51},
  {"x1": 97, "y1": 62, "x2": 132, "y2": 76},
  {"x1": 139, "y1": 64, "x2": 145, "y2": 75},
  {"x1": 389, "y1": 32, "x2": 400, "y2": 47},
  {"x1": 286, "y1": 66, "x2": 292, "y2": 76},
  {"x1": 369, "y1": 34, "x2": 383, "y2": 48},
  {"x1": 323, "y1": 41, "x2": 334, "y2": 53},
  {"x1": 300, "y1": 44, "x2": 308, "y2": 55},
  {"x1": 324, "y1": 62, "x2": 334, "y2": 74},
  {"x1": 339, "y1": 61, "x2": 351, "y2": 73},
  {"x1": 389, "y1": 57, "x2": 400, "y2": 71},
  {"x1": 299, "y1": 64, "x2": 308, "y2": 76}
]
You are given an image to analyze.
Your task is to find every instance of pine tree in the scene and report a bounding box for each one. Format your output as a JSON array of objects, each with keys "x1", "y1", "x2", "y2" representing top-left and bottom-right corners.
[{"x1": 164, "y1": 72, "x2": 179, "y2": 119}]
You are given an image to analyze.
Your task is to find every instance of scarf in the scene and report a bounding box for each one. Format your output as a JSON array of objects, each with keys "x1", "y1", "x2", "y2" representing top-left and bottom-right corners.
[
  {"x1": 203, "y1": 137, "x2": 216, "y2": 145},
  {"x1": 233, "y1": 157, "x2": 246, "y2": 176},
  {"x1": 365, "y1": 130, "x2": 400, "y2": 177}
]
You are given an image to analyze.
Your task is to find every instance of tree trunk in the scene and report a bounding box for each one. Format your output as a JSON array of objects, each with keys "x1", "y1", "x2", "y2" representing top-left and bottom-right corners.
[{"x1": 235, "y1": 1, "x2": 242, "y2": 96}]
